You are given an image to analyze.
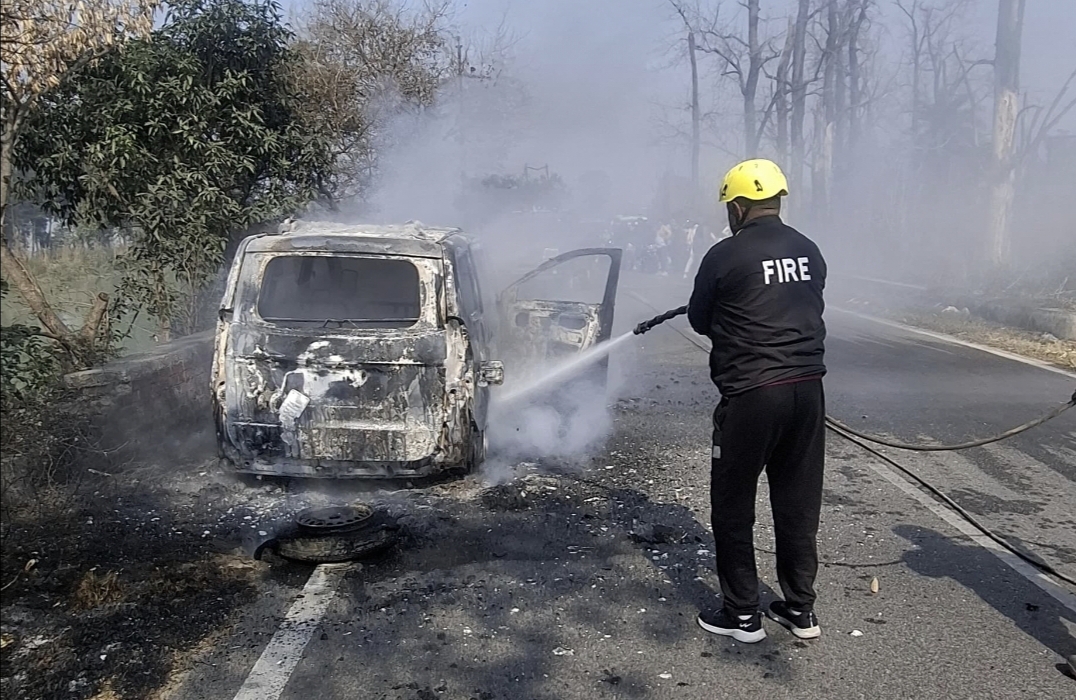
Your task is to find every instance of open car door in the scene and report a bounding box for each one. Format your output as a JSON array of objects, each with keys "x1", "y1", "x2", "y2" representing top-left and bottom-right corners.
[{"x1": 496, "y1": 248, "x2": 622, "y2": 376}]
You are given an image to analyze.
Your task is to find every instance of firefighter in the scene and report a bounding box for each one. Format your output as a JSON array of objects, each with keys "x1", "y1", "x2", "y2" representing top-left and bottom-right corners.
[{"x1": 687, "y1": 158, "x2": 827, "y2": 643}]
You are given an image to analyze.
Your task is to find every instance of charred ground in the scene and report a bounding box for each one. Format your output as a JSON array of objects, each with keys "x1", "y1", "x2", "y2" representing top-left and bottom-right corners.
[{"x1": 0, "y1": 466, "x2": 268, "y2": 699}]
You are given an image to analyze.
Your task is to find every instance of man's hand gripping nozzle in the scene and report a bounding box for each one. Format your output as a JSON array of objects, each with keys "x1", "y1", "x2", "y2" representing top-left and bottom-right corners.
[{"x1": 634, "y1": 305, "x2": 688, "y2": 335}]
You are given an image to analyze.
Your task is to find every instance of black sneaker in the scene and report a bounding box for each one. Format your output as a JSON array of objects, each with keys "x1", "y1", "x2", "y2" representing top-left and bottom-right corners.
[
  {"x1": 696, "y1": 608, "x2": 767, "y2": 643},
  {"x1": 766, "y1": 600, "x2": 821, "y2": 639}
]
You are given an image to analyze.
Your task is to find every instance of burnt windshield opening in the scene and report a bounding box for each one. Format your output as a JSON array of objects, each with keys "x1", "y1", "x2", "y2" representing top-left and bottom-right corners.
[{"x1": 257, "y1": 255, "x2": 422, "y2": 328}]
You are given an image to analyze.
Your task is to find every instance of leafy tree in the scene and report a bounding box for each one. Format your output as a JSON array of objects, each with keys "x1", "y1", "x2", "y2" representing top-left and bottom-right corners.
[
  {"x1": 294, "y1": 0, "x2": 449, "y2": 201},
  {"x1": 0, "y1": 281, "x2": 60, "y2": 401},
  {"x1": 295, "y1": 0, "x2": 529, "y2": 204},
  {"x1": 1, "y1": 0, "x2": 158, "y2": 363},
  {"x1": 15, "y1": 0, "x2": 335, "y2": 337}
]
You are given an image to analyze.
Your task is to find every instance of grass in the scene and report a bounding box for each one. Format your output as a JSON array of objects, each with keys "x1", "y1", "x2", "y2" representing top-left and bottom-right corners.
[
  {"x1": 0, "y1": 246, "x2": 160, "y2": 356},
  {"x1": 900, "y1": 310, "x2": 1076, "y2": 371},
  {"x1": 72, "y1": 569, "x2": 125, "y2": 611}
]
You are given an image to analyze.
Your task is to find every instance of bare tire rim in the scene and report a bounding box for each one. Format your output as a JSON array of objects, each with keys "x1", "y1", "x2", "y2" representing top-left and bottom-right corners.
[{"x1": 295, "y1": 504, "x2": 373, "y2": 533}]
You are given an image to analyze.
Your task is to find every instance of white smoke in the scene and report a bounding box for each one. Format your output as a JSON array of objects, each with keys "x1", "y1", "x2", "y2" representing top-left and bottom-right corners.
[{"x1": 481, "y1": 337, "x2": 637, "y2": 484}]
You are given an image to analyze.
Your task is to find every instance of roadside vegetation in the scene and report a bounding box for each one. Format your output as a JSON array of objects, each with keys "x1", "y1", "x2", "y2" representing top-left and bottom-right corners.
[{"x1": 899, "y1": 310, "x2": 1076, "y2": 371}]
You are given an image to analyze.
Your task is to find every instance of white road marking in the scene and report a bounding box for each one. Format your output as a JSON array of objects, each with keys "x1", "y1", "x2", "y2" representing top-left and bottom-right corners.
[
  {"x1": 863, "y1": 457, "x2": 1076, "y2": 614},
  {"x1": 829, "y1": 306, "x2": 1076, "y2": 379},
  {"x1": 233, "y1": 563, "x2": 353, "y2": 700}
]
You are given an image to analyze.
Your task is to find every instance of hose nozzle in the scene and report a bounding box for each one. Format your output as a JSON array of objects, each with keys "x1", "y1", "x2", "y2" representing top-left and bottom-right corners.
[{"x1": 634, "y1": 305, "x2": 688, "y2": 335}]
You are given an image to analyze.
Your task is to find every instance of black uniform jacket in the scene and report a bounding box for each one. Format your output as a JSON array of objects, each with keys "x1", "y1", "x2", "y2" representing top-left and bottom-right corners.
[{"x1": 687, "y1": 215, "x2": 827, "y2": 396}]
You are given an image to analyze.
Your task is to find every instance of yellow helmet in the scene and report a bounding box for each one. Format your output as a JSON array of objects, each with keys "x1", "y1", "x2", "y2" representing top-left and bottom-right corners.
[{"x1": 718, "y1": 159, "x2": 789, "y2": 203}]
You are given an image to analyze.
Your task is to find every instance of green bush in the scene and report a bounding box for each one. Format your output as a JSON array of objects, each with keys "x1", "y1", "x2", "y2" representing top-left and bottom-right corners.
[
  {"x1": 0, "y1": 281, "x2": 93, "y2": 507},
  {"x1": 0, "y1": 322, "x2": 59, "y2": 401}
]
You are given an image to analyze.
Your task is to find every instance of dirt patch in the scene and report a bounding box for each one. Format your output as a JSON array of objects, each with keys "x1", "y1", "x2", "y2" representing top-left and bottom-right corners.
[
  {"x1": 832, "y1": 282, "x2": 1076, "y2": 371},
  {"x1": 896, "y1": 310, "x2": 1076, "y2": 371},
  {"x1": 0, "y1": 473, "x2": 266, "y2": 700}
]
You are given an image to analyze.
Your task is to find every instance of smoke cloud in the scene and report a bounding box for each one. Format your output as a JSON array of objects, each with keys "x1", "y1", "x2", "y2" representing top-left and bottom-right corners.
[
  {"x1": 481, "y1": 340, "x2": 637, "y2": 484},
  {"x1": 284, "y1": 0, "x2": 1076, "y2": 481}
]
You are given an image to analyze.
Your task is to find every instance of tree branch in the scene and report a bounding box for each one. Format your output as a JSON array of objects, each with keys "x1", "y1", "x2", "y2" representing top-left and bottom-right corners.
[
  {"x1": 0, "y1": 241, "x2": 75, "y2": 339},
  {"x1": 1019, "y1": 66, "x2": 1076, "y2": 165},
  {"x1": 78, "y1": 292, "x2": 110, "y2": 344}
]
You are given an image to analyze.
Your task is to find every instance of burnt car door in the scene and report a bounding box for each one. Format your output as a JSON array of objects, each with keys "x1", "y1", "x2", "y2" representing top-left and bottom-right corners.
[
  {"x1": 495, "y1": 248, "x2": 622, "y2": 374},
  {"x1": 448, "y1": 243, "x2": 501, "y2": 431}
]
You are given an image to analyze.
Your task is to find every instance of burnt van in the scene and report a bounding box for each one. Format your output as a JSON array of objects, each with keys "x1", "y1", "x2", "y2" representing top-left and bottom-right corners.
[{"x1": 211, "y1": 220, "x2": 621, "y2": 479}]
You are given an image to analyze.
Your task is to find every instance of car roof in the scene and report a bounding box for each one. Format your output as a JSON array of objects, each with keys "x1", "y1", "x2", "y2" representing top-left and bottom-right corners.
[{"x1": 243, "y1": 220, "x2": 467, "y2": 258}]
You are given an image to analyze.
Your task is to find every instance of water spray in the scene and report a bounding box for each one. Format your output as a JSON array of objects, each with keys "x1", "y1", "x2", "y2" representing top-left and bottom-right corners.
[
  {"x1": 494, "y1": 332, "x2": 637, "y2": 408},
  {"x1": 494, "y1": 305, "x2": 690, "y2": 410}
]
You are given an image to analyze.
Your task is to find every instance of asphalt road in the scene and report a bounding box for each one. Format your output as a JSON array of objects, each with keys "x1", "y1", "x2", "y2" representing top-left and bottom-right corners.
[{"x1": 169, "y1": 275, "x2": 1076, "y2": 700}]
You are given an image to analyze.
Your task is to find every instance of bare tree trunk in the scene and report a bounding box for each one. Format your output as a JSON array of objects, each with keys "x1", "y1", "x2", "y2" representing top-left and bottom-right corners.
[
  {"x1": 818, "y1": 0, "x2": 841, "y2": 215},
  {"x1": 79, "y1": 293, "x2": 110, "y2": 344},
  {"x1": 689, "y1": 30, "x2": 700, "y2": 209},
  {"x1": 775, "y1": 21, "x2": 795, "y2": 165},
  {"x1": 847, "y1": 1, "x2": 868, "y2": 158},
  {"x1": 811, "y1": 104, "x2": 828, "y2": 218},
  {"x1": 790, "y1": 0, "x2": 811, "y2": 211},
  {"x1": 0, "y1": 113, "x2": 14, "y2": 230},
  {"x1": 909, "y1": 6, "x2": 921, "y2": 140},
  {"x1": 743, "y1": 0, "x2": 762, "y2": 157},
  {"x1": 988, "y1": 0, "x2": 1025, "y2": 269},
  {"x1": 822, "y1": 1, "x2": 838, "y2": 126},
  {"x1": 0, "y1": 242, "x2": 76, "y2": 341},
  {"x1": 157, "y1": 317, "x2": 172, "y2": 344},
  {"x1": 821, "y1": 120, "x2": 834, "y2": 218},
  {"x1": 832, "y1": 5, "x2": 847, "y2": 173}
]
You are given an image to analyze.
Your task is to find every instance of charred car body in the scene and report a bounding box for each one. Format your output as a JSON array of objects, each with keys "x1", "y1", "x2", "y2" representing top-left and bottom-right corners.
[{"x1": 212, "y1": 220, "x2": 622, "y2": 479}]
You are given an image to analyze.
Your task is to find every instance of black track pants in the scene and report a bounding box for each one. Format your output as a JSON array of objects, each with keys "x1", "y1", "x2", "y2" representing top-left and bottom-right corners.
[{"x1": 710, "y1": 379, "x2": 825, "y2": 615}]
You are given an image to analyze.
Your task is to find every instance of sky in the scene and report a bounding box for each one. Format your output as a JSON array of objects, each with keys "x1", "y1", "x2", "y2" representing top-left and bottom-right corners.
[{"x1": 440, "y1": 0, "x2": 1076, "y2": 125}]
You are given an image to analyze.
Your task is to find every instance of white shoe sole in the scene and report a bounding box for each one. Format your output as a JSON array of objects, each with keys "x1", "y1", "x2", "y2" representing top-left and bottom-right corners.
[
  {"x1": 766, "y1": 611, "x2": 821, "y2": 639},
  {"x1": 696, "y1": 615, "x2": 767, "y2": 643}
]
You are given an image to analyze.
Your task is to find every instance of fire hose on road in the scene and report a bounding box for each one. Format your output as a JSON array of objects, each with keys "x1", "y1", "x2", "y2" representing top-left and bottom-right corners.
[{"x1": 630, "y1": 300, "x2": 1076, "y2": 588}]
